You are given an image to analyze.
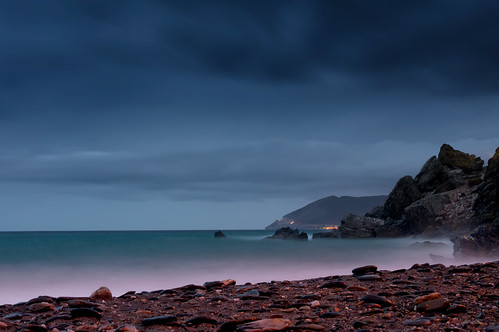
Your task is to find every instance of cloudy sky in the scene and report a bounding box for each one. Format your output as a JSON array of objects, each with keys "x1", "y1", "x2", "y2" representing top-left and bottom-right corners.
[{"x1": 1, "y1": 1, "x2": 498, "y2": 230}]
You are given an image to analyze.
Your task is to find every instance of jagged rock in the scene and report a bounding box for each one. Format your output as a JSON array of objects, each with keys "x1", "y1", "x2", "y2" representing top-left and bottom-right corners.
[
  {"x1": 364, "y1": 205, "x2": 384, "y2": 218},
  {"x1": 383, "y1": 175, "x2": 421, "y2": 219},
  {"x1": 214, "y1": 230, "x2": 227, "y2": 238},
  {"x1": 438, "y1": 143, "x2": 484, "y2": 174},
  {"x1": 265, "y1": 227, "x2": 308, "y2": 240},
  {"x1": 312, "y1": 229, "x2": 340, "y2": 239},
  {"x1": 339, "y1": 214, "x2": 384, "y2": 238},
  {"x1": 402, "y1": 191, "x2": 453, "y2": 235}
]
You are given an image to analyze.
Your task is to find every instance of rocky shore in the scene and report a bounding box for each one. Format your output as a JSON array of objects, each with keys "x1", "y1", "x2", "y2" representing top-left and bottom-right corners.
[{"x1": 1, "y1": 262, "x2": 498, "y2": 332}]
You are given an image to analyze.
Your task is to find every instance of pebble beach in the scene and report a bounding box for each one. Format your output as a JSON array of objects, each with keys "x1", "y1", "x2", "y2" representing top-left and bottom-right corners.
[{"x1": 1, "y1": 261, "x2": 498, "y2": 332}]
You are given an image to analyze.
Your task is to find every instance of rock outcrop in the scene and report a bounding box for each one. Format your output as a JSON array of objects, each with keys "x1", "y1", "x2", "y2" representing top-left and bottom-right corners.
[
  {"x1": 266, "y1": 227, "x2": 308, "y2": 240},
  {"x1": 337, "y1": 144, "x2": 499, "y2": 259}
]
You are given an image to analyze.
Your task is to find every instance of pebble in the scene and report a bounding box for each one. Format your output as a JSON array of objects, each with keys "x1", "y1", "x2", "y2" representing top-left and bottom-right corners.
[
  {"x1": 29, "y1": 302, "x2": 55, "y2": 313},
  {"x1": 115, "y1": 325, "x2": 139, "y2": 332},
  {"x1": 320, "y1": 312, "x2": 344, "y2": 318},
  {"x1": 352, "y1": 265, "x2": 378, "y2": 276},
  {"x1": 414, "y1": 292, "x2": 442, "y2": 305},
  {"x1": 70, "y1": 308, "x2": 103, "y2": 319},
  {"x1": 403, "y1": 318, "x2": 432, "y2": 326},
  {"x1": 320, "y1": 281, "x2": 347, "y2": 289},
  {"x1": 141, "y1": 315, "x2": 177, "y2": 326},
  {"x1": 310, "y1": 300, "x2": 320, "y2": 307},
  {"x1": 417, "y1": 298, "x2": 450, "y2": 313},
  {"x1": 347, "y1": 286, "x2": 367, "y2": 291},
  {"x1": 185, "y1": 316, "x2": 218, "y2": 325},
  {"x1": 237, "y1": 318, "x2": 291, "y2": 332},
  {"x1": 357, "y1": 274, "x2": 381, "y2": 281},
  {"x1": 359, "y1": 294, "x2": 393, "y2": 307},
  {"x1": 90, "y1": 287, "x2": 113, "y2": 301}
]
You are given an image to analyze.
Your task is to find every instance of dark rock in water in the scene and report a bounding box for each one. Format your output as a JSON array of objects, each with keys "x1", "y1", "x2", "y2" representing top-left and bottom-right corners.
[
  {"x1": 360, "y1": 294, "x2": 392, "y2": 307},
  {"x1": 312, "y1": 230, "x2": 340, "y2": 239},
  {"x1": 214, "y1": 230, "x2": 226, "y2": 238},
  {"x1": 90, "y1": 286, "x2": 112, "y2": 301},
  {"x1": 452, "y1": 222, "x2": 499, "y2": 258},
  {"x1": 352, "y1": 265, "x2": 378, "y2": 276},
  {"x1": 142, "y1": 315, "x2": 177, "y2": 326},
  {"x1": 339, "y1": 214, "x2": 384, "y2": 238},
  {"x1": 266, "y1": 227, "x2": 308, "y2": 240},
  {"x1": 383, "y1": 175, "x2": 421, "y2": 219},
  {"x1": 70, "y1": 308, "x2": 103, "y2": 319}
]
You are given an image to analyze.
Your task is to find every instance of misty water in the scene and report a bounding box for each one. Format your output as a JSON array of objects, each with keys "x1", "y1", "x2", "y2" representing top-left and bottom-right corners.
[{"x1": 0, "y1": 230, "x2": 479, "y2": 304}]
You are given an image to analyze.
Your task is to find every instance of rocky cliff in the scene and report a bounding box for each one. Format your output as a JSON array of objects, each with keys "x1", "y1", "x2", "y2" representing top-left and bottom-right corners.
[
  {"x1": 266, "y1": 195, "x2": 387, "y2": 230},
  {"x1": 337, "y1": 144, "x2": 499, "y2": 258}
]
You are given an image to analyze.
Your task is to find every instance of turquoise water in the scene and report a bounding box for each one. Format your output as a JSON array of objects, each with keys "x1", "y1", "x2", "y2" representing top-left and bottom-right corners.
[{"x1": 0, "y1": 230, "x2": 458, "y2": 304}]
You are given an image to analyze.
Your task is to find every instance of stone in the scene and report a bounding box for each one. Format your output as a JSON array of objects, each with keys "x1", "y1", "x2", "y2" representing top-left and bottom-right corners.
[
  {"x1": 115, "y1": 325, "x2": 139, "y2": 332},
  {"x1": 222, "y1": 279, "x2": 236, "y2": 287},
  {"x1": 320, "y1": 281, "x2": 347, "y2": 289},
  {"x1": 186, "y1": 316, "x2": 218, "y2": 325},
  {"x1": 141, "y1": 315, "x2": 177, "y2": 326},
  {"x1": 90, "y1": 287, "x2": 112, "y2": 301},
  {"x1": 347, "y1": 286, "x2": 367, "y2": 291},
  {"x1": 339, "y1": 214, "x2": 384, "y2": 238},
  {"x1": 204, "y1": 281, "x2": 223, "y2": 289},
  {"x1": 218, "y1": 318, "x2": 258, "y2": 332},
  {"x1": 27, "y1": 296, "x2": 55, "y2": 304},
  {"x1": 214, "y1": 230, "x2": 226, "y2": 238},
  {"x1": 403, "y1": 318, "x2": 432, "y2": 326},
  {"x1": 236, "y1": 318, "x2": 291, "y2": 331},
  {"x1": 295, "y1": 323, "x2": 325, "y2": 330},
  {"x1": 416, "y1": 298, "x2": 450, "y2": 313},
  {"x1": 357, "y1": 274, "x2": 381, "y2": 281},
  {"x1": 414, "y1": 292, "x2": 441, "y2": 305},
  {"x1": 447, "y1": 304, "x2": 467, "y2": 314},
  {"x1": 67, "y1": 300, "x2": 100, "y2": 308},
  {"x1": 265, "y1": 227, "x2": 308, "y2": 240},
  {"x1": 359, "y1": 294, "x2": 393, "y2": 307},
  {"x1": 29, "y1": 302, "x2": 55, "y2": 313},
  {"x1": 352, "y1": 265, "x2": 378, "y2": 276},
  {"x1": 438, "y1": 144, "x2": 483, "y2": 174},
  {"x1": 3, "y1": 312, "x2": 23, "y2": 320},
  {"x1": 312, "y1": 230, "x2": 341, "y2": 239},
  {"x1": 320, "y1": 312, "x2": 344, "y2": 318},
  {"x1": 70, "y1": 308, "x2": 103, "y2": 319}
]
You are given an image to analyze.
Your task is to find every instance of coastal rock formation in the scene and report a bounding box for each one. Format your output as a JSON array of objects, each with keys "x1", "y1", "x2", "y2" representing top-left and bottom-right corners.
[
  {"x1": 266, "y1": 227, "x2": 308, "y2": 240},
  {"x1": 214, "y1": 230, "x2": 226, "y2": 238},
  {"x1": 338, "y1": 214, "x2": 384, "y2": 238},
  {"x1": 337, "y1": 144, "x2": 499, "y2": 258}
]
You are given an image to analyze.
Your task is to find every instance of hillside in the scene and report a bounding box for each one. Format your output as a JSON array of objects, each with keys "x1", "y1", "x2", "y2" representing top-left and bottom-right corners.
[{"x1": 266, "y1": 195, "x2": 387, "y2": 230}]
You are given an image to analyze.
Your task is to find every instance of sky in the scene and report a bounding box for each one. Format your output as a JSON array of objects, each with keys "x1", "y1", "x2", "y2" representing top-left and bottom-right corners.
[{"x1": 1, "y1": 1, "x2": 499, "y2": 230}]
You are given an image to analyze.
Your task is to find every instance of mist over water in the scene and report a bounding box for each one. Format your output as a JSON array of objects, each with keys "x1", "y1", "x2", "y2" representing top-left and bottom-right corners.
[{"x1": 0, "y1": 230, "x2": 482, "y2": 304}]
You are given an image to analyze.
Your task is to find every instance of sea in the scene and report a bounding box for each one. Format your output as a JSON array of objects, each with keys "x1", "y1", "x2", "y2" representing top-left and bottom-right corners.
[{"x1": 0, "y1": 230, "x2": 476, "y2": 304}]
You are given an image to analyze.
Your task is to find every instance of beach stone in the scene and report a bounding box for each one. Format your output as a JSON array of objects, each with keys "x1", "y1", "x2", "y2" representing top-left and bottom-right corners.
[
  {"x1": 447, "y1": 304, "x2": 467, "y2": 314},
  {"x1": 185, "y1": 316, "x2": 218, "y2": 325},
  {"x1": 142, "y1": 315, "x2": 177, "y2": 326},
  {"x1": 218, "y1": 318, "x2": 258, "y2": 332},
  {"x1": 0, "y1": 322, "x2": 7, "y2": 328},
  {"x1": 239, "y1": 289, "x2": 260, "y2": 299},
  {"x1": 204, "y1": 281, "x2": 223, "y2": 289},
  {"x1": 67, "y1": 300, "x2": 100, "y2": 308},
  {"x1": 347, "y1": 286, "x2": 367, "y2": 291},
  {"x1": 320, "y1": 281, "x2": 347, "y2": 289},
  {"x1": 236, "y1": 318, "x2": 291, "y2": 331},
  {"x1": 3, "y1": 312, "x2": 23, "y2": 320},
  {"x1": 27, "y1": 296, "x2": 55, "y2": 305},
  {"x1": 116, "y1": 325, "x2": 139, "y2": 332},
  {"x1": 357, "y1": 274, "x2": 381, "y2": 281},
  {"x1": 222, "y1": 279, "x2": 237, "y2": 287},
  {"x1": 352, "y1": 265, "x2": 378, "y2": 276},
  {"x1": 417, "y1": 298, "x2": 450, "y2": 313},
  {"x1": 403, "y1": 318, "x2": 432, "y2": 326},
  {"x1": 485, "y1": 326, "x2": 499, "y2": 332},
  {"x1": 70, "y1": 308, "x2": 103, "y2": 319},
  {"x1": 90, "y1": 287, "x2": 112, "y2": 301},
  {"x1": 310, "y1": 300, "x2": 320, "y2": 307},
  {"x1": 414, "y1": 292, "x2": 442, "y2": 305},
  {"x1": 29, "y1": 302, "x2": 55, "y2": 313},
  {"x1": 22, "y1": 324, "x2": 47, "y2": 332},
  {"x1": 320, "y1": 312, "x2": 344, "y2": 318},
  {"x1": 360, "y1": 295, "x2": 393, "y2": 307},
  {"x1": 296, "y1": 323, "x2": 325, "y2": 330}
]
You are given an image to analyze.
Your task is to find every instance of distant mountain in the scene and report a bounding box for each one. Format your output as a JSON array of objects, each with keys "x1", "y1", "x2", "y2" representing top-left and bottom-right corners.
[{"x1": 266, "y1": 195, "x2": 387, "y2": 230}]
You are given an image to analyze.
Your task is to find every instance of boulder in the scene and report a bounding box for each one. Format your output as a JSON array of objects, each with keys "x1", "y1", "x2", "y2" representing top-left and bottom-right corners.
[
  {"x1": 339, "y1": 214, "x2": 384, "y2": 238},
  {"x1": 382, "y1": 175, "x2": 421, "y2": 219},
  {"x1": 265, "y1": 227, "x2": 308, "y2": 240},
  {"x1": 452, "y1": 222, "x2": 499, "y2": 259},
  {"x1": 400, "y1": 191, "x2": 452, "y2": 235}
]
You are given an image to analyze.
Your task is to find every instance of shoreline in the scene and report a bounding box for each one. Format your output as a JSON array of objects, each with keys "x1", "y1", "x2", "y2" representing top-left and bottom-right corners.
[{"x1": 1, "y1": 262, "x2": 497, "y2": 331}]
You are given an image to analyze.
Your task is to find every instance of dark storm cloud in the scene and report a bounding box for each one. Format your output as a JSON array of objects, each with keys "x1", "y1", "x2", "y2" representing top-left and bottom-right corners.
[
  {"x1": 0, "y1": 141, "x2": 433, "y2": 201},
  {"x1": 1, "y1": 0, "x2": 499, "y2": 119}
]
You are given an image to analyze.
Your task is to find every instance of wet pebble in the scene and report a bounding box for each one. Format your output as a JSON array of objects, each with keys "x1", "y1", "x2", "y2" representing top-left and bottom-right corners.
[
  {"x1": 90, "y1": 287, "x2": 113, "y2": 301},
  {"x1": 352, "y1": 265, "x2": 378, "y2": 276}
]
